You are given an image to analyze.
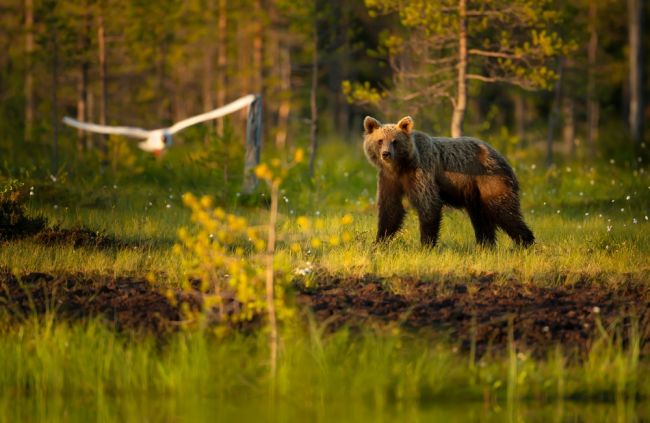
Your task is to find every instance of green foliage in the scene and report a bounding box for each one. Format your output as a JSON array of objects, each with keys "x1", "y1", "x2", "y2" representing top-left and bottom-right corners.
[
  {"x1": 351, "y1": 0, "x2": 577, "y2": 131},
  {"x1": 0, "y1": 318, "x2": 646, "y2": 406}
]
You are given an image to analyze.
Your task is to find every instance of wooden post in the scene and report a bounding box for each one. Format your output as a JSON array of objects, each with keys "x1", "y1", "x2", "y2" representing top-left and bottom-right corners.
[{"x1": 243, "y1": 95, "x2": 262, "y2": 193}]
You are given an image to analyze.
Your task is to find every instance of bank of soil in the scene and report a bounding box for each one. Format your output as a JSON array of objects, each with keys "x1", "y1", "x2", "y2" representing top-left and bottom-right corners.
[
  {"x1": 0, "y1": 271, "x2": 201, "y2": 334},
  {"x1": 295, "y1": 273, "x2": 650, "y2": 356},
  {"x1": 1, "y1": 199, "x2": 123, "y2": 249},
  {"x1": 0, "y1": 270, "x2": 648, "y2": 356}
]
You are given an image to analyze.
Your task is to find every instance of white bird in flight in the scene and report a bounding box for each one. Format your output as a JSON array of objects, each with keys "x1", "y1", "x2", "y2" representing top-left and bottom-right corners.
[{"x1": 63, "y1": 94, "x2": 257, "y2": 155}]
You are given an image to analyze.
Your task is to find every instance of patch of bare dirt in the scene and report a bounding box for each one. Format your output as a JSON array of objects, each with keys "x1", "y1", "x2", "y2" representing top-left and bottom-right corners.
[
  {"x1": 0, "y1": 199, "x2": 123, "y2": 249},
  {"x1": 0, "y1": 200, "x2": 46, "y2": 241},
  {"x1": 296, "y1": 273, "x2": 650, "y2": 356},
  {"x1": 1, "y1": 269, "x2": 648, "y2": 356},
  {"x1": 0, "y1": 271, "x2": 201, "y2": 334},
  {"x1": 33, "y1": 227, "x2": 125, "y2": 249}
]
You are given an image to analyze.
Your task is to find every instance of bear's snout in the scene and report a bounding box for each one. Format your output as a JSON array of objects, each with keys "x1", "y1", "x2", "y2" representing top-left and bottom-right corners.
[{"x1": 380, "y1": 142, "x2": 395, "y2": 161}]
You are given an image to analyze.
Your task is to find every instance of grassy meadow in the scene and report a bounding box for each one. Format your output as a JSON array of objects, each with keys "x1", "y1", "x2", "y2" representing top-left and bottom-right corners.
[{"x1": 1, "y1": 138, "x2": 649, "y2": 420}]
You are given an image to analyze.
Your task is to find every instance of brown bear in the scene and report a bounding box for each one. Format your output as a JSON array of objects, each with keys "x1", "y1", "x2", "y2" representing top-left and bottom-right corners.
[{"x1": 363, "y1": 115, "x2": 534, "y2": 248}]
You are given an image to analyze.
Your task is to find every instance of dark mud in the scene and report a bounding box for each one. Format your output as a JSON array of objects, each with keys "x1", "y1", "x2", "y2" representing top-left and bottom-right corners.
[
  {"x1": 0, "y1": 201, "x2": 138, "y2": 249},
  {"x1": 296, "y1": 273, "x2": 650, "y2": 357},
  {"x1": 0, "y1": 200, "x2": 46, "y2": 241},
  {"x1": 33, "y1": 227, "x2": 125, "y2": 249},
  {"x1": 1, "y1": 199, "x2": 131, "y2": 249},
  {"x1": 1, "y1": 270, "x2": 648, "y2": 356},
  {"x1": 0, "y1": 271, "x2": 201, "y2": 334}
]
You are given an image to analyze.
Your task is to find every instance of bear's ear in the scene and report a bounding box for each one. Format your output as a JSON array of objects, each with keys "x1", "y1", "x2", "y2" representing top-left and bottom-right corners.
[
  {"x1": 397, "y1": 116, "x2": 414, "y2": 134},
  {"x1": 363, "y1": 116, "x2": 381, "y2": 134}
]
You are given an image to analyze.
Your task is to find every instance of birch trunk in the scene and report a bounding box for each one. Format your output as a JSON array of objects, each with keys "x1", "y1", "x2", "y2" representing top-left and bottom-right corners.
[{"x1": 450, "y1": 0, "x2": 467, "y2": 138}]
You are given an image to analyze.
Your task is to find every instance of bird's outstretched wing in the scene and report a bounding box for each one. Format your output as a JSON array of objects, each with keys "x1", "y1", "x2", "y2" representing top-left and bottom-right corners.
[
  {"x1": 167, "y1": 94, "x2": 256, "y2": 134},
  {"x1": 62, "y1": 117, "x2": 151, "y2": 139}
]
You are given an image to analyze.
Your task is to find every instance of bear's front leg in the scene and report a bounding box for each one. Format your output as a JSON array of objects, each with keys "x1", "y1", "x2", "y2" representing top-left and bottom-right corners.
[
  {"x1": 376, "y1": 172, "x2": 406, "y2": 242},
  {"x1": 407, "y1": 174, "x2": 442, "y2": 247}
]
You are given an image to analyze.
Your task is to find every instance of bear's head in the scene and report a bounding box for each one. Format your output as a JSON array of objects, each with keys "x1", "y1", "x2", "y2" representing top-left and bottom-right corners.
[{"x1": 363, "y1": 115, "x2": 417, "y2": 173}]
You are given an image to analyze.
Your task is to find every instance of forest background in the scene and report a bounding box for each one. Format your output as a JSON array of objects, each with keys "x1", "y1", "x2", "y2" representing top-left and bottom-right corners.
[{"x1": 0, "y1": 0, "x2": 647, "y2": 175}]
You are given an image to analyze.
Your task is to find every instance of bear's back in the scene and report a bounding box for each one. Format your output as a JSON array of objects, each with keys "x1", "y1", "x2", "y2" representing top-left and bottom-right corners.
[{"x1": 412, "y1": 131, "x2": 515, "y2": 179}]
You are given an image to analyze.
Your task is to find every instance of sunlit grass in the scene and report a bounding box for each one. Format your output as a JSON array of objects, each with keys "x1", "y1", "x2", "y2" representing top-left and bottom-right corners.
[
  {"x1": 0, "y1": 318, "x2": 646, "y2": 409},
  {"x1": 1, "y1": 138, "x2": 649, "y2": 418},
  {"x1": 3, "y1": 142, "x2": 648, "y2": 287}
]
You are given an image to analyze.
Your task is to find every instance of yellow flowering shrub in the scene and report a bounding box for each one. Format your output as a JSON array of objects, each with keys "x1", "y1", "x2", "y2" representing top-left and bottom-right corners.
[
  {"x1": 174, "y1": 149, "x2": 354, "y2": 332},
  {"x1": 175, "y1": 193, "x2": 270, "y2": 324}
]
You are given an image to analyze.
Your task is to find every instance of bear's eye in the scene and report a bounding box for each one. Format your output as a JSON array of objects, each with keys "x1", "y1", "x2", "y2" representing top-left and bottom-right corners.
[{"x1": 377, "y1": 139, "x2": 383, "y2": 146}]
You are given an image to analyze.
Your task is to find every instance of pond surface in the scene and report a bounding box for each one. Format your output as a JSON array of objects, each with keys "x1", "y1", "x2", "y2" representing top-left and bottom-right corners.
[{"x1": 3, "y1": 397, "x2": 647, "y2": 422}]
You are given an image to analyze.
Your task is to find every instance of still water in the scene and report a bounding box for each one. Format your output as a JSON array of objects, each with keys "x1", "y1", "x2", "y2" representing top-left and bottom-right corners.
[{"x1": 3, "y1": 397, "x2": 647, "y2": 423}]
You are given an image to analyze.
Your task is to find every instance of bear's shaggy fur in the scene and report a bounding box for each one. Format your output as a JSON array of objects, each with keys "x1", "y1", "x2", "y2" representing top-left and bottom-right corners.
[{"x1": 363, "y1": 115, "x2": 534, "y2": 247}]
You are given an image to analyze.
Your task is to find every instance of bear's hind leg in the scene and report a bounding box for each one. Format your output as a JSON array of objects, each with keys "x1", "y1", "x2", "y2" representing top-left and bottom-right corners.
[
  {"x1": 418, "y1": 207, "x2": 442, "y2": 247},
  {"x1": 467, "y1": 205, "x2": 497, "y2": 247},
  {"x1": 499, "y1": 217, "x2": 534, "y2": 247},
  {"x1": 492, "y1": 200, "x2": 535, "y2": 247}
]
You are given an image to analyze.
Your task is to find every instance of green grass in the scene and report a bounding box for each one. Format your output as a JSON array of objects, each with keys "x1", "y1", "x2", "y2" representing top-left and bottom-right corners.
[
  {"x1": 3, "y1": 141, "x2": 648, "y2": 286},
  {"x1": 0, "y1": 318, "x2": 646, "y2": 402},
  {"x1": 1, "y1": 137, "x2": 649, "y2": 417}
]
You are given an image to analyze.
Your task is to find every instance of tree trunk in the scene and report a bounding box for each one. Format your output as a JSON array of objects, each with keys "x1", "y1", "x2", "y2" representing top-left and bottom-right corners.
[
  {"x1": 513, "y1": 92, "x2": 526, "y2": 148},
  {"x1": 98, "y1": 9, "x2": 108, "y2": 159},
  {"x1": 253, "y1": 0, "x2": 263, "y2": 96},
  {"x1": 628, "y1": 0, "x2": 644, "y2": 147},
  {"x1": 237, "y1": 19, "x2": 250, "y2": 131},
  {"x1": 77, "y1": 5, "x2": 91, "y2": 152},
  {"x1": 562, "y1": 95, "x2": 575, "y2": 158},
  {"x1": 546, "y1": 58, "x2": 564, "y2": 167},
  {"x1": 275, "y1": 45, "x2": 291, "y2": 151},
  {"x1": 158, "y1": 42, "x2": 172, "y2": 124},
  {"x1": 77, "y1": 65, "x2": 89, "y2": 153},
  {"x1": 586, "y1": 1, "x2": 599, "y2": 159},
  {"x1": 450, "y1": 0, "x2": 467, "y2": 138},
  {"x1": 337, "y1": 1, "x2": 351, "y2": 137},
  {"x1": 202, "y1": 1, "x2": 215, "y2": 114},
  {"x1": 51, "y1": 28, "x2": 59, "y2": 176},
  {"x1": 24, "y1": 0, "x2": 34, "y2": 143},
  {"x1": 265, "y1": 0, "x2": 279, "y2": 146},
  {"x1": 216, "y1": 0, "x2": 227, "y2": 135},
  {"x1": 309, "y1": 17, "x2": 319, "y2": 177}
]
